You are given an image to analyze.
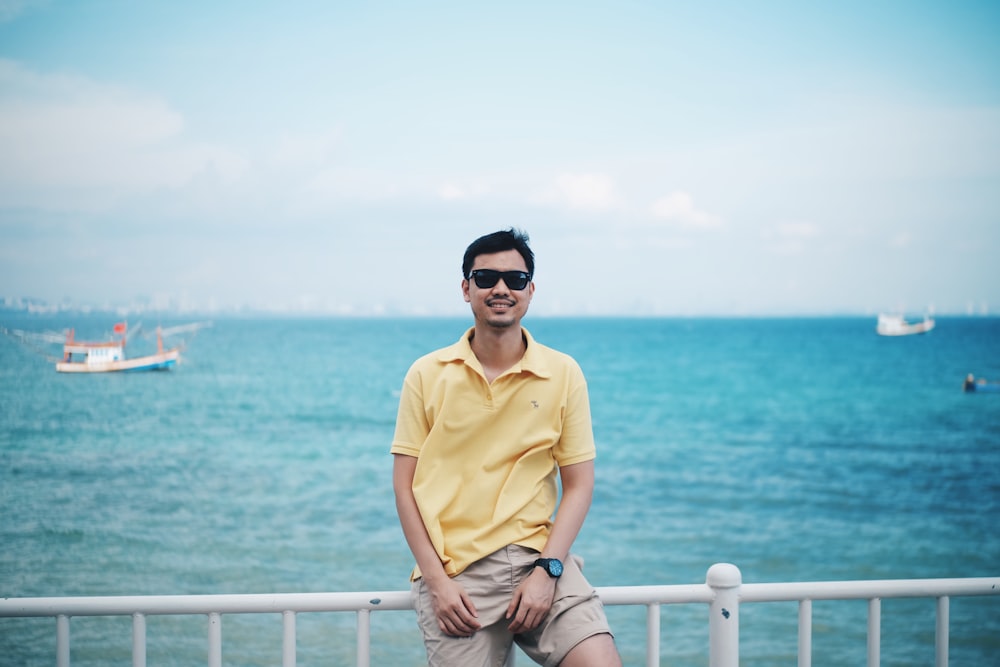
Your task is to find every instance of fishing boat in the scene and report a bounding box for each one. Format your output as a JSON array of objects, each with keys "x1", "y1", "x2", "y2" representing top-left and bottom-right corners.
[
  {"x1": 876, "y1": 313, "x2": 935, "y2": 336},
  {"x1": 1, "y1": 320, "x2": 210, "y2": 373},
  {"x1": 56, "y1": 322, "x2": 179, "y2": 373}
]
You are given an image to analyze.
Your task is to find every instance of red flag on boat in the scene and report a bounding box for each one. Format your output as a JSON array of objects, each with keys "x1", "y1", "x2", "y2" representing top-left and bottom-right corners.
[{"x1": 113, "y1": 322, "x2": 127, "y2": 334}]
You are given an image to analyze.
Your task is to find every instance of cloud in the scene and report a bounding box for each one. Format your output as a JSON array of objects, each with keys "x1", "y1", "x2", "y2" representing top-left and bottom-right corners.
[
  {"x1": 649, "y1": 191, "x2": 722, "y2": 229},
  {"x1": 549, "y1": 172, "x2": 618, "y2": 212},
  {"x1": 0, "y1": 59, "x2": 248, "y2": 208},
  {"x1": 439, "y1": 183, "x2": 465, "y2": 200},
  {"x1": 438, "y1": 181, "x2": 490, "y2": 201}
]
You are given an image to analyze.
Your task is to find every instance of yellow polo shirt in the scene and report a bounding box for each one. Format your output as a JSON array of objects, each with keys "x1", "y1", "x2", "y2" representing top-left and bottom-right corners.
[{"x1": 391, "y1": 327, "x2": 596, "y2": 579}]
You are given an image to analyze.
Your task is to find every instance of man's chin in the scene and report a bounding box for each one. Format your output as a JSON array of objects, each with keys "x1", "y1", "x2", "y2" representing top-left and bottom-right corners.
[{"x1": 481, "y1": 313, "x2": 520, "y2": 329}]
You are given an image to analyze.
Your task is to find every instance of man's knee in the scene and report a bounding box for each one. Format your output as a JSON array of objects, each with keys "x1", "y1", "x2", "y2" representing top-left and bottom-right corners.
[{"x1": 559, "y1": 632, "x2": 621, "y2": 667}]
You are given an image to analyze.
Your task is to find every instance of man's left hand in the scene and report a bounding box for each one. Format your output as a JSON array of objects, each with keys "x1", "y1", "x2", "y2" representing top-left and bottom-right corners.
[{"x1": 505, "y1": 567, "x2": 557, "y2": 633}]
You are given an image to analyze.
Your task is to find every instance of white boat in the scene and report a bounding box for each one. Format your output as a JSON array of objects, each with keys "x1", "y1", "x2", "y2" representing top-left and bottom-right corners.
[
  {"x1": 876, "y1": 313, "x2": 935, "y2": 337},
  {"x1": 2, "y1": 320, "x2": 210, "y2": 373},
  {"x1": 55, "y1": 323, "x2": 180, "y2": 373}
]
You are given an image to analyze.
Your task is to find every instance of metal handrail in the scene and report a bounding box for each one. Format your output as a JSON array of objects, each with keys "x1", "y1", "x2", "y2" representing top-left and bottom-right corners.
[{"x1": 2, "y1": 564, "x2": 998, "y2": 667}]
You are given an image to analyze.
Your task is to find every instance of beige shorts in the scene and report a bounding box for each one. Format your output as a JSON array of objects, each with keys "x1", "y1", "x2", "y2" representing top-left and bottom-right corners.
[{"x1": 411, "y1": 544, "x2": 613, "y2": 667}]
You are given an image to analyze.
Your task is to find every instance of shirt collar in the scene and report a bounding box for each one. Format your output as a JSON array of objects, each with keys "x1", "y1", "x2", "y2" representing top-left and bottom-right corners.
[{"x1": 436, "y1": 326, "x2": 551, "y2": 379}]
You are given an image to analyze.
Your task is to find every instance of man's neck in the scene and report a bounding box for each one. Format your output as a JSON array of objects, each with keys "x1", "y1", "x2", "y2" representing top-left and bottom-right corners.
[{"x1": 470, "y1": 325, "x2": 525, "y2": 383}]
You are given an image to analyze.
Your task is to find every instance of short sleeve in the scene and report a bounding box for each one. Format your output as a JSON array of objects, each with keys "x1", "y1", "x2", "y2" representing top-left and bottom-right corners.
[
  {"x1": 552, "y1": 360, "x2": 596, "y2": 467},
  {"x1": 390, "y1": 364, "x2": 429, "y2": 458}
]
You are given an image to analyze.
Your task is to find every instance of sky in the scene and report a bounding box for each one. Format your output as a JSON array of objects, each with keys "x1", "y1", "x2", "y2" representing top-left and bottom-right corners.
[{"x1": 1, "y1": 1, "x2": 998, "y2": 317}]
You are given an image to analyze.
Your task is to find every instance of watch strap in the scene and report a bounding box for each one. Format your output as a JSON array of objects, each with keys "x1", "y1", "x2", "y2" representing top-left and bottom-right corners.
[{"x1": 533, "y1": 557, "x2": 563, "y2": 578}]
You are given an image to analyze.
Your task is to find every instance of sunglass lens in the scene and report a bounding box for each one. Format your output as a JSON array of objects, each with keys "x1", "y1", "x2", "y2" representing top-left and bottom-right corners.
[
  {"x1": 505, "y1": 272, "x2": 529, "y2": 290},
  {"x1": 473, "y1": 270, "x2": 499, "y2": 288}
]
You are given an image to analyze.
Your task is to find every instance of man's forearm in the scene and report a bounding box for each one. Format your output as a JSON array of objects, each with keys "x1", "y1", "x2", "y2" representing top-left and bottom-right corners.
[
  {"x1": 392, "y1": 454, "x2": 448, "y2": 581},
  {"x1": 541, "y1": 460, "x2": 595, "y2": 560}
]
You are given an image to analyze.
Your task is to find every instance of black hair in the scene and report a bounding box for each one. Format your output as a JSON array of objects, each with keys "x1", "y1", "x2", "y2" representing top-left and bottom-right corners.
[{"x1": 462, "y1": 228, "x2": 535, "y2": 279}]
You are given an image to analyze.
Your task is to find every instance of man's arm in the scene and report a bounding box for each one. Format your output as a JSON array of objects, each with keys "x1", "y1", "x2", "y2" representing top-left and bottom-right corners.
[
  {"x1": 392, "y1": 453, "x2": 481, "y2": 637},
  {"x1": 506, "y1": 459, "x2": 595, "y2": 633}
]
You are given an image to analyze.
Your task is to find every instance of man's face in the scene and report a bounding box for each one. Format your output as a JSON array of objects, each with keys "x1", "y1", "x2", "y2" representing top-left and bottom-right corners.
[{"x1": 462, "y1": 249, "x2": 534, "y2": 329}]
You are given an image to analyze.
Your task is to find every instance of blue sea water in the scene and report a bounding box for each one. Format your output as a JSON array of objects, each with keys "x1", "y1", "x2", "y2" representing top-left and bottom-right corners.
[{"x1": 1, "y1": 315, "x2": 998, "y2": 666}]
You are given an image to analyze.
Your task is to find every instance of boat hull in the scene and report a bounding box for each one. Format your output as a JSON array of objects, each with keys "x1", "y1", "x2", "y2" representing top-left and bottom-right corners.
[
  {"x1": 56, "y1": 350, "x2": 180, "y2": 373},
  {"x1": 876, "y1": 315, "x2": 935, "y2": 336}
]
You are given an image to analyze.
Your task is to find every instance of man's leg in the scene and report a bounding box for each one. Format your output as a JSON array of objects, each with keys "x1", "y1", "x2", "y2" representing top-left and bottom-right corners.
[
  {"x1": 509, "y1": 547, "x2": 620, "y2": 667},
  {"x1": 412, "y1": 547, "x2": 523, "y2": 667},
  {"x1": 559, "y1": 632, "x2": 622, "y2": 667}
]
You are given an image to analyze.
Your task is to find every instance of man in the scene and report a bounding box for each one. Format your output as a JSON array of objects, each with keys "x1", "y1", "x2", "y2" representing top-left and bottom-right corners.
[{"x1": 392, "y1": 229, "x2": 621, "y2": 666}]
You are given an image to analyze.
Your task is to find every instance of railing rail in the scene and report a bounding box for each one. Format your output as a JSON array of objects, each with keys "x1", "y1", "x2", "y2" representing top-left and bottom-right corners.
[{"x1": 2, "y1": 563, "x2": 997, "y2": 667}]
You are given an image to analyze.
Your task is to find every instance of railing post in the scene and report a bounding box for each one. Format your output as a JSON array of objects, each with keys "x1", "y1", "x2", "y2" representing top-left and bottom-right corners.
[
  {"x1": 646, "y1": 603, "x2": 660, "y2": 667},
  {"x1": 132, "y1": 612, "x2": 146, "y2": 667},
  {"x1": 936, "y1": 596, "x2": 949, "y2": 667},
  {"x1": 356, "y1": 609, "x2": 370, "y2": 667},
  {"x1": 208, "y1": 612, "x2": 222, "y2": 667},
  {"x1": 798, "y1": 599, "x2": 812, "y2": 667},
  {"x1": 282, "y1": 610, "x2": 296, "y2": 667},
  {"x1": 867, "y1": 598, "x2": 880, "y2": 667},
  {"x1": 707, "y1": 563, "x2": 741, "y2": 667},
  {"x1": 56, "y1": 614, "x2": 70, "y2": 667}
]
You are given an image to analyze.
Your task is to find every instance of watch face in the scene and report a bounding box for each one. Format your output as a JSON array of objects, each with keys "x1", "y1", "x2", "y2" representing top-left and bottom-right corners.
[{"x1": 548, "y1": 559, "x2": 564, "y2": 577}]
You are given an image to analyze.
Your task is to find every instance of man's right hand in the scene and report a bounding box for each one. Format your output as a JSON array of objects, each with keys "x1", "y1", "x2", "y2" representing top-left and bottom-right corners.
[{"x1": 426, "y1": 575, "x2": 481, "y2": 637}]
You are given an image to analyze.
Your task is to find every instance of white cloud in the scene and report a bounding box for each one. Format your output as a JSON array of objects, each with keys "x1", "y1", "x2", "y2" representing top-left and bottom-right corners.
[
  {"x1": 437, "y1": 181, "x2": 490, "y2": 201},
  {"x1": 439, "y1": 183, "x2": 466, "y2": 200},
  {"x1": 0, "y1": 59, "x2": 248, "y2": 207},
  {"x1": 549, "y1": 172, "x2": 618, "y2": 212},
  {"x1": 650, "y1": 191, "x2": 722, "y2": 229}
]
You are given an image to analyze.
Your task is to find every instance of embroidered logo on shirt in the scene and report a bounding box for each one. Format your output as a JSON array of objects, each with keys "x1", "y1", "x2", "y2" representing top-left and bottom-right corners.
[{"x1": 530, "y1": 400, "x2": 540, "y2": 408}]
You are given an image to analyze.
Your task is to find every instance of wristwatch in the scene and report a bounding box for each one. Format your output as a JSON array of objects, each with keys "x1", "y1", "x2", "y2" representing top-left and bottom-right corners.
[{"x1": 533, "y1": 558, "x2": 564, "y2": 578}]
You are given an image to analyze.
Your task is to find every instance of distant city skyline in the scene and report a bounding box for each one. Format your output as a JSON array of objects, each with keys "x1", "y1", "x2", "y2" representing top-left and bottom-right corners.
[
  {"x1": 2, "y1": 2, "x2": 998, "y2": 316},
  {"x1": 2, "y1": 293, "x2": 993, "y2": 319}
]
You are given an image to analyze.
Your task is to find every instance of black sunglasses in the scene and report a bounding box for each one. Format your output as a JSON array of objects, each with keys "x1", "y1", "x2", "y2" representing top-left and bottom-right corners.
[{"x1": 468, "y1": 269, "x2": 532, "y2": 291}]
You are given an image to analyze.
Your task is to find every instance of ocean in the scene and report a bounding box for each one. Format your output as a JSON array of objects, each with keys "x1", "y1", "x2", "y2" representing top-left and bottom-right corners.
[{"x1": 1, "y1": 315, "x2": 998, "y2": 666}]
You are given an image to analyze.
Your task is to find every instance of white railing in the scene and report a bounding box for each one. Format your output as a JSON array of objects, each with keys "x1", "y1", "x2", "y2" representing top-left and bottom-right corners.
[{"x1": 1, "y1": 563, "x2": 997, "y2": 667}]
